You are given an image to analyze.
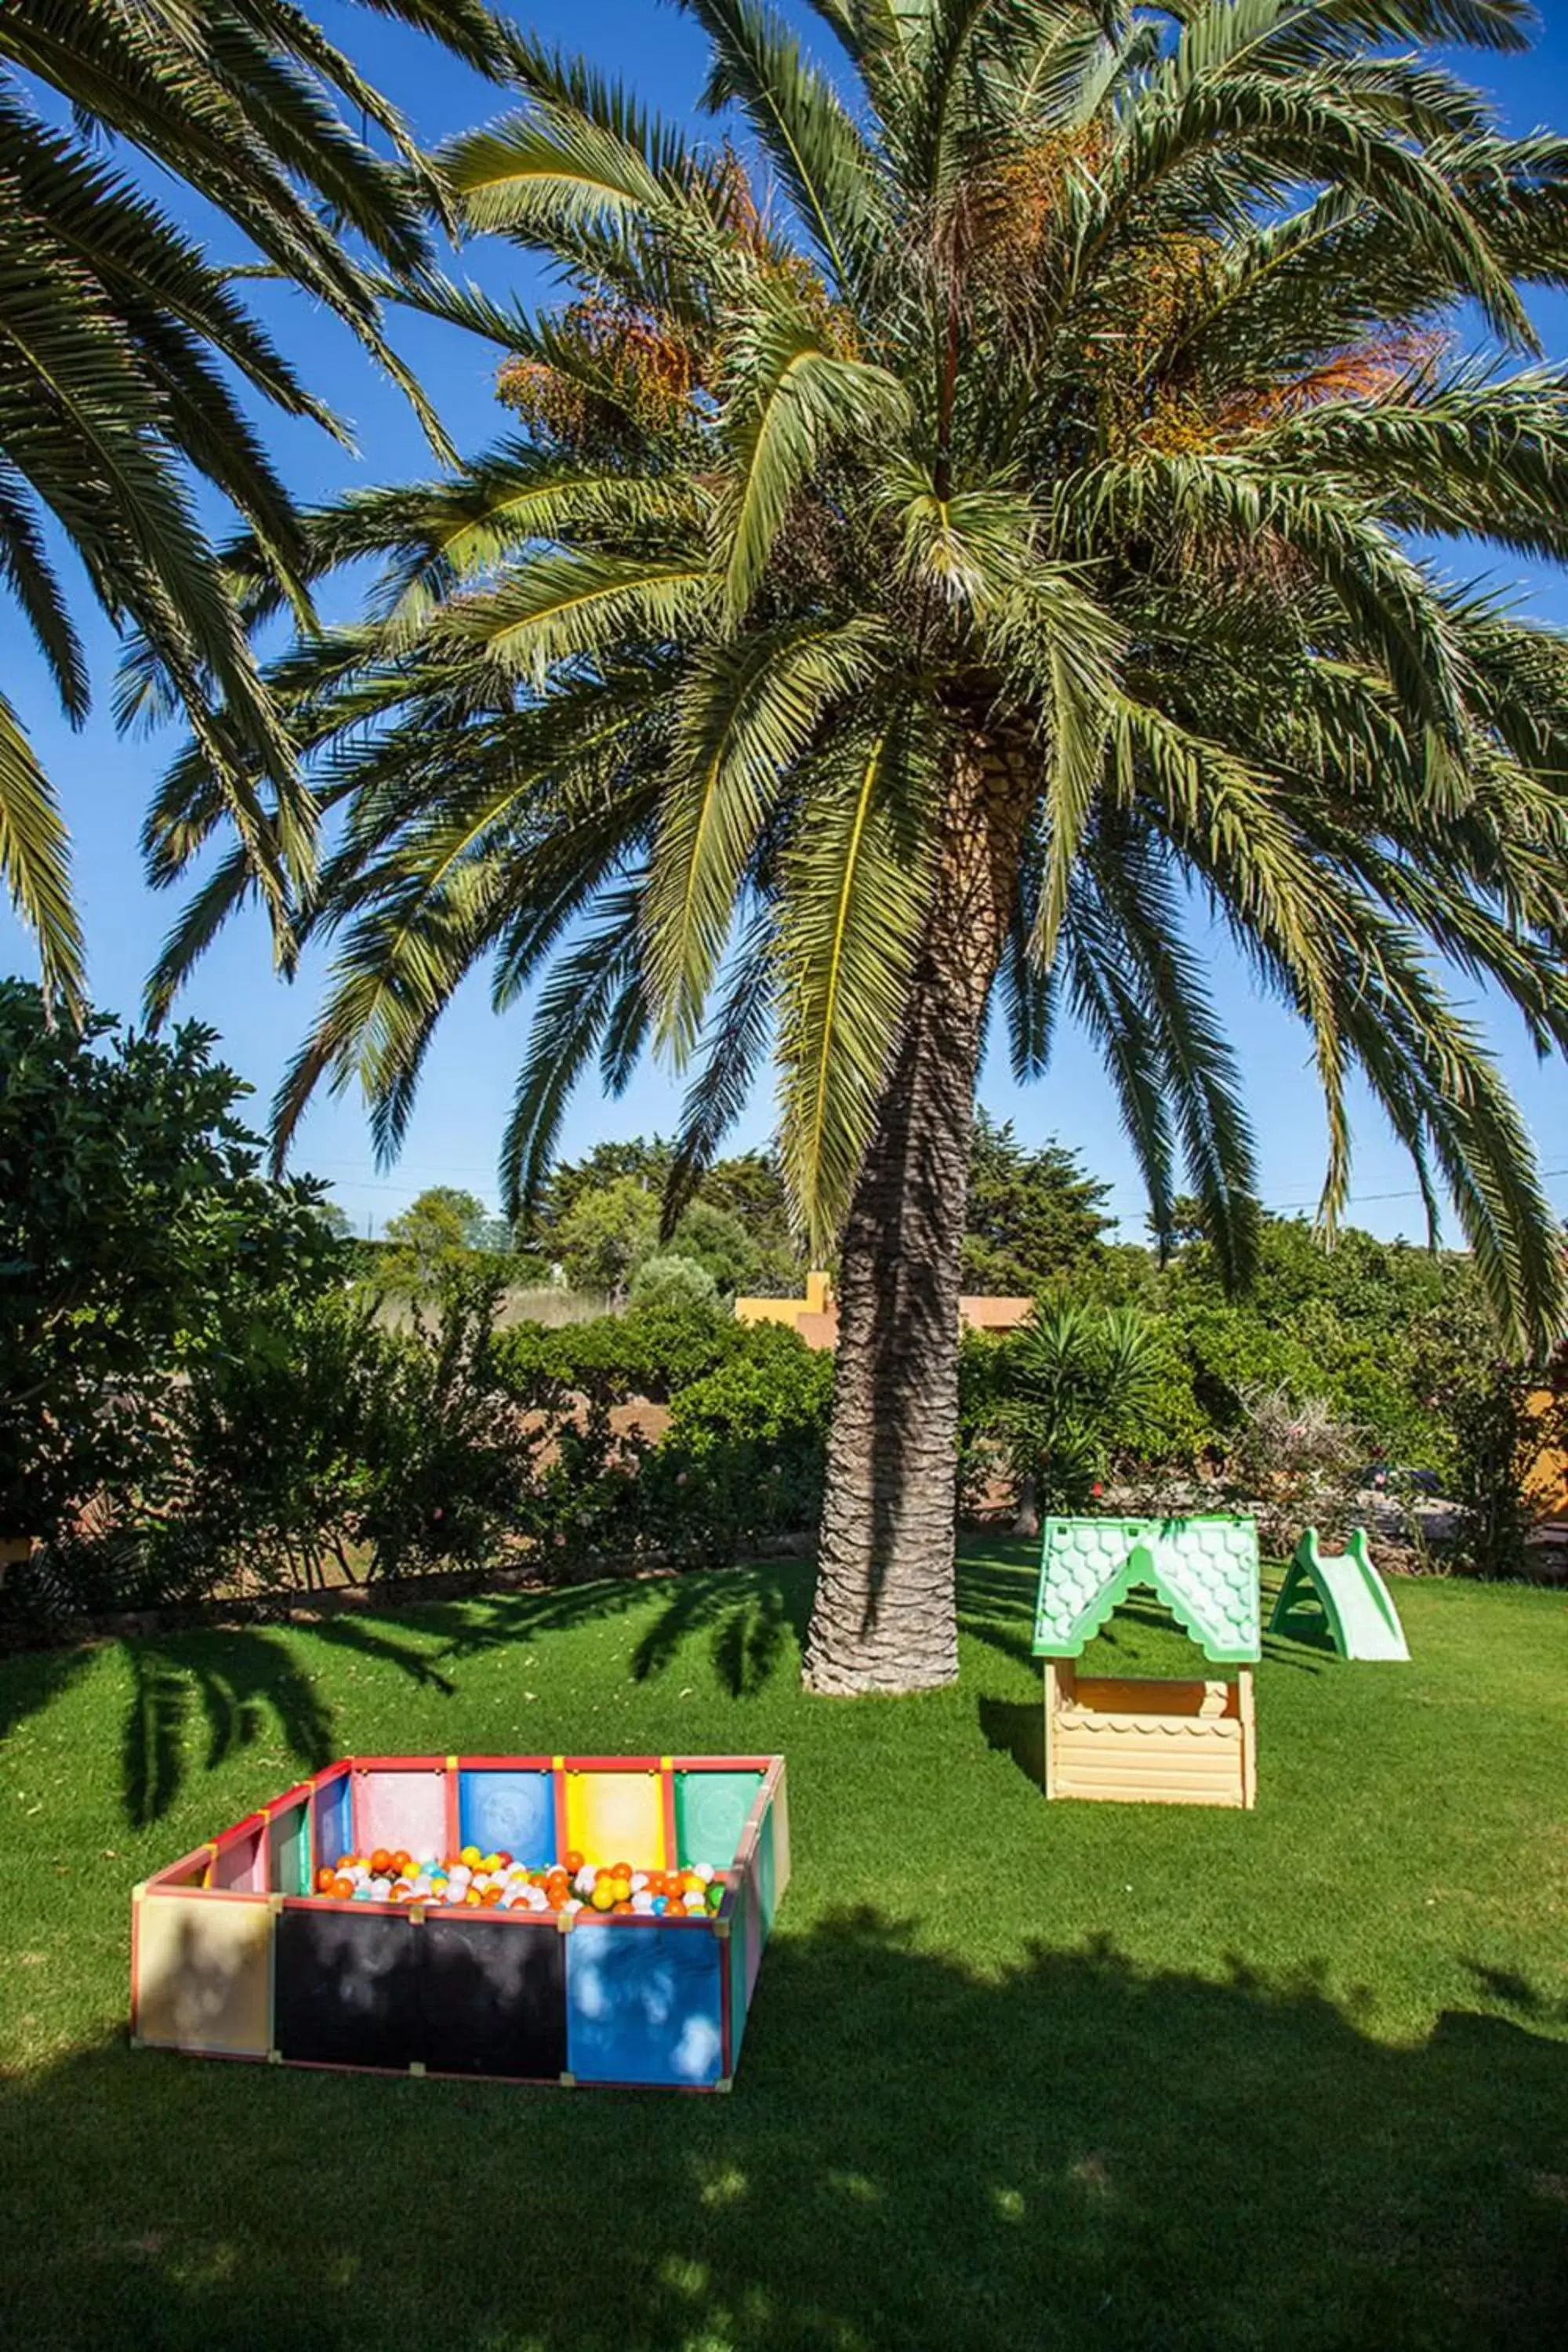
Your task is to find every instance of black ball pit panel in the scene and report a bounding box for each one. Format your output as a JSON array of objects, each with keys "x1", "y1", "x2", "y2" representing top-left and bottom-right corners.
[
  {"x1": 420, "y1": 1913, "x2": 568, "y2": 2078},
  {"x1": 274, "y1": 1906, "x2": 421, "y2": 2071}
]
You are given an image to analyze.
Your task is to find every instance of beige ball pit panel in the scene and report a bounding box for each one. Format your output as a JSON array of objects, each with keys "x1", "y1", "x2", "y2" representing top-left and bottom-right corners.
[{"x1": 132, "y1": 1889, "x2": 274, "y2": 2056}]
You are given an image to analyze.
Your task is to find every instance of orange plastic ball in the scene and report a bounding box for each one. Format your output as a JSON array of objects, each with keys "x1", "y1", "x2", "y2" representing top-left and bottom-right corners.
[
  {"x1": 330, "y1": 1875, "x2": 355, "y2": 1900},
  {"x1": 314, "y1": 1867, "x2": 336, "y2": 1894}
]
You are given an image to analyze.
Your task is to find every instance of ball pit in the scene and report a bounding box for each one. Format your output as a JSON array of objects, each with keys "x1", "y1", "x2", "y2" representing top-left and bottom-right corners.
[
  {"x1": 310, "y1": 1848, "x2": 728, "y2": 1918},
  {"x1": 132, "y1": 1753, "x2": 788, "y2": 2089}
]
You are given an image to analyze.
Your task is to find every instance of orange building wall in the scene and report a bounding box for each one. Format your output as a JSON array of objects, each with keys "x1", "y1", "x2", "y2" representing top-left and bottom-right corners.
[
  {"x1": 734, "y1": 1275, "x2": 1034, "y2": 1350},
  {"x1": 1525, "y1": 1391, "x2": 1568, "y2": 1519}
]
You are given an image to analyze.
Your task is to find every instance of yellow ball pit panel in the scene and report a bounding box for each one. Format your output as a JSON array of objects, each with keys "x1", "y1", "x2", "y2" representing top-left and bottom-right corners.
[{"x1": 564, "y1": 1767, "x2": 666, "y2": 1871}]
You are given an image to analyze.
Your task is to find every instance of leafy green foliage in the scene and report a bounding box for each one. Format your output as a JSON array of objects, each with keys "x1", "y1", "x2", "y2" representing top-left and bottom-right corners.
[
  {"x1": 961, "y1": 1111, "x2": 1114, "y2": 1294},
  {"x1": 375, "y1": 1184, "x2": 532, "y2": 1296},
  {"x1": 554, "y1": 1174, "x2": 660, "y2": 1295},
  {"x1": 492, "y1": 1297, "x2": 744, "y2": 1408},
  {"x1": 0, "y1": 980, "x2": 345, "y2": 1542},
  {"x1": 1446, "y1": 1356, "x2": 1568, "y2": 1579},
  {"x1": 19, "y1": 1269, "x2": 540, "y2": 1613},
  {"x1": 628, "y1": 1252, "x2": 720, "y2": 1309}
]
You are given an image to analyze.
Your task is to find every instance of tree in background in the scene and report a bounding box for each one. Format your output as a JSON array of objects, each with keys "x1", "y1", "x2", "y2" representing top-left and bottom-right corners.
[
  {"x1": 963, "y1": 1112, "x2": 1113, "y2": 1294},
  {"x1": 0, "y1": 0, "x2": 510, "y2": 1008},
  {"x1": 535, "y1": 1139, "x2": 673, "y2": 1228},
  {"x1": 555, "y1": 1177, "x2": 660, "y2": 1300},
  {"x1": 156, "y1": 1, "x2": 1568, "y2": 1694},
  {"x1": 0, "y1": 980, "x2": 343, "y2": 1541},
  {"x1": 381, "y1": 1184, "x2": 493, "y2": 1293}
]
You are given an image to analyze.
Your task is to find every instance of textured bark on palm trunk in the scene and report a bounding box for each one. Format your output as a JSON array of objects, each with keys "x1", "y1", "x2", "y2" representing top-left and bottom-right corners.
[{"x1": 804, "y1": 746, "x2": 1022, "y2": 1696}]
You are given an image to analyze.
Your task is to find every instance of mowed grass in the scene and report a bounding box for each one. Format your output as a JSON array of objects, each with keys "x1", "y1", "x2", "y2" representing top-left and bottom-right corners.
[{"x1": 2, "y1": 1541, "x2": 1565, "y2": 2351}]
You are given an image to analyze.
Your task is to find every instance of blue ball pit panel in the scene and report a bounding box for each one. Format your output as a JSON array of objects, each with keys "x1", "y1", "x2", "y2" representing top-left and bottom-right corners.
[
  {"x1": 459, "y1": 1769, "x2": 556, "y2": 1866},
  {"x1": 727, "y1": 1903, "x2": 749, "y2": 2063},
  {"x1": 566, "y1": 1922, "x2": 724, "y2": 2087},
  {"x1": 673, "y1": 1769, "x2": 763, "y2": 1870},
  {"x1": 311, "y1": 1773, "x2": 352, "y2": 1874}
]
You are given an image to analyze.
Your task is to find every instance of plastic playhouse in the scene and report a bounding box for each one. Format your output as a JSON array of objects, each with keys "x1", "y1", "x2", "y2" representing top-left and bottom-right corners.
[
  {"x1": 1270, "y1": 1527, "x2": 1410, "y2": 1661},
  {"x1": 1033, "y1": 1517, "x2": 1261, "y2": 1807},
  {"x1": 131, "y1": 1752, "x2": 788, "y2": 2090}
]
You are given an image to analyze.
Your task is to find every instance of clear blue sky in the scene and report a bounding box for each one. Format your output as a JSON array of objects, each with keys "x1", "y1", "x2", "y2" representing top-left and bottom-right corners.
[{"x1": 5, "y1": 2, "x2": 1567, "y2": 1240}]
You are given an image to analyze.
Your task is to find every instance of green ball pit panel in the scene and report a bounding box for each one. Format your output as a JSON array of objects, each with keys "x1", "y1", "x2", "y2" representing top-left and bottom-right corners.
[{"x1": 675, "y1": 1769, "x2": 764, "y2": 1870}]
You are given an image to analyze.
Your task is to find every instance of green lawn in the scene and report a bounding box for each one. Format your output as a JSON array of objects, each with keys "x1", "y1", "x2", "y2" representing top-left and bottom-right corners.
[{"x1": 2, "y1": 1543, "x2": 1565, "y2": 2350}]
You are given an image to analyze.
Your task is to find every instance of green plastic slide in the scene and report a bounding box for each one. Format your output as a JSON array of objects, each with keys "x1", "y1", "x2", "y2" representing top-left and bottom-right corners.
[{"x1": 1270, "y1": 1528, "x2": 1410, "y2": 1662}]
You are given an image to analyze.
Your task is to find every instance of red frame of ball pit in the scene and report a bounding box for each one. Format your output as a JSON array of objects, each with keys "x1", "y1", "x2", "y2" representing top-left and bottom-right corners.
[{"x1": 130, "y1": 1752, "x2": 789, "y2": 2091}]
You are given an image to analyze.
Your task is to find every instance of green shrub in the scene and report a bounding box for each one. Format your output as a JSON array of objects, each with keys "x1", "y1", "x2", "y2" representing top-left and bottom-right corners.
[
  {"x1": 493, "y1": 1298, "x2": 743, "y2": 1407},
  {"x1": 646, "y1": 1327, "x2": 835, "y2": 1563},
  {"x1": 0, "y1": 980, "x2": 344, "y2": 1544},
  {"x1": 629, "y1": 1254, "x2": 720, "y2": 1311},
  {"x1": 1447, "y1": 1360, "x2": 1568, "y2": 1580}
]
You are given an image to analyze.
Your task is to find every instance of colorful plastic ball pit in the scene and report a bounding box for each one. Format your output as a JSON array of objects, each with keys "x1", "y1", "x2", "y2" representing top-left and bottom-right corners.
[{"x1": 130, "y1": 1753, "x2": 789, "y2": 2090}]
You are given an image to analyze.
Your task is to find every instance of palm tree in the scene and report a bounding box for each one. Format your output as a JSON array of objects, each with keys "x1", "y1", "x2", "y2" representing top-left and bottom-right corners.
[
  {"x1": 0, "y1": 0, "x2": 507, "y2": 1008},
  {"x1": 154, "y1": 0, "x2": 1568, "y2": 1693}
]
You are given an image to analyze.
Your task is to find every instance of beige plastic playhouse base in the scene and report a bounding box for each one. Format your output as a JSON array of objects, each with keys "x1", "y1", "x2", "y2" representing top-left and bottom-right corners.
[{"x1": 1044, "y1": 1658, "x2": 1256, "y2": 1808}]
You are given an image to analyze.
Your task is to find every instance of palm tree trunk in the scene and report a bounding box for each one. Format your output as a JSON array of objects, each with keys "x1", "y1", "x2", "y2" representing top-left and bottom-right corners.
[{"x1": 804, "y1": 742, "x2": 1022, "y2": 1695}]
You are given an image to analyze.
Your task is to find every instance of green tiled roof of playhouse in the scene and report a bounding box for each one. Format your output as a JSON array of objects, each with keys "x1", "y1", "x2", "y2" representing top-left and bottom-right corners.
[{"x1": 1033, "y1": 1516, "x2": 1261, "y2": 1664}]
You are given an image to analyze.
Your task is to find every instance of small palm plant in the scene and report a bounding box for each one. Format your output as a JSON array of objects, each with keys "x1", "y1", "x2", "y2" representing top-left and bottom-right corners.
[
  {"x1": 993, "y1": 1303, "x2": 1165, "y2": 1525},
  {"x1": 152, "y1": 0, "x2": 1568, "y2": 1691}
]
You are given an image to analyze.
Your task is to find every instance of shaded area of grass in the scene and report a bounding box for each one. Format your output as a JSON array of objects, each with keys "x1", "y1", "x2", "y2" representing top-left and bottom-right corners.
[
  {"x1": 5, "y1": 1921, "x2": 1566, "y2": 2351},
  {"x1": 2, "y1": 1541, "x2": 1565, "y2": 2349}
]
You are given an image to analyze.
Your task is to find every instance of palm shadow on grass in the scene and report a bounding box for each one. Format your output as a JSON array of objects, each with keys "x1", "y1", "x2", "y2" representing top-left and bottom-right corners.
[
  {"x1": 116, "y1": 1613, "x2": 466, "y2": 1828},
  {"x1": 3, "y1": 1913, "x2": 1564, "y2": 2351},
  {"x1": 119, "y1": 1633, "x2": 336, "y2": 1829}
]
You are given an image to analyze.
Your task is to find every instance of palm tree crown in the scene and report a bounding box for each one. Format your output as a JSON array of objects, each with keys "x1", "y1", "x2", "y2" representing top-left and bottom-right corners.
[
  {"x1": 168, "y1": 0, "x2": 1568, "y2": 1344},
  {"x1": 1, "y1": 0, "x2": 508, "y2": 1008}
]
